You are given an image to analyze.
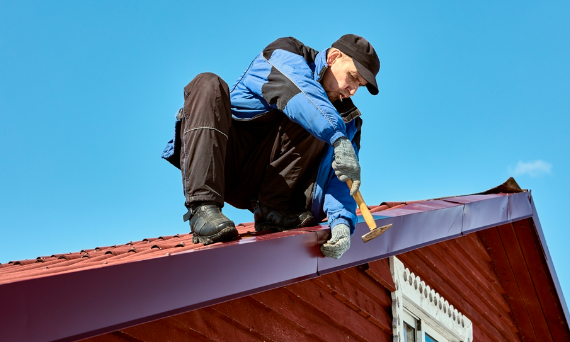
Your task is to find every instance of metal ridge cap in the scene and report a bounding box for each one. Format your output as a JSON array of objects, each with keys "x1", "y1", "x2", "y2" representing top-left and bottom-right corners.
[
  {"x1": 317, "y1": 201, "x2": 466, "y2": 274},
  {"x1": 0, "y1": 230, "x2": 311, "y2": 286},
  {"x1": 0, "y1": 230, "x2": 320, "y2": 342},
  {"x1": 315, "y1": 193, "x2": 532, "y2": 275}
]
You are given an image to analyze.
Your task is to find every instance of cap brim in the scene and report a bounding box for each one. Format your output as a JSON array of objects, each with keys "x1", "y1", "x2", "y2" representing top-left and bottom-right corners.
[{"x1": 353, "y1": 59, "x2": 378, "y2": 95}]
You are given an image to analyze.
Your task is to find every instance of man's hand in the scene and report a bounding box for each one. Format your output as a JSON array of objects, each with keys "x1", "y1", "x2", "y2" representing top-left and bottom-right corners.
[
  {"x1": 320, "y1": 224, "x2": 351, "y2": 259},
  {"x1": 332, "y1": 137, "x2": 361, "y2": 195}
]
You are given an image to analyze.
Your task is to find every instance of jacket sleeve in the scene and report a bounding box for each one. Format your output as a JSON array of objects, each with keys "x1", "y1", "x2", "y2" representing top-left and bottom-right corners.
[
  {"x1": 323, "y1": 139, "x2": 359, "y2": 234},
  {"x1": 234, "y1": 38, "x2": 348, "y2": 146}
]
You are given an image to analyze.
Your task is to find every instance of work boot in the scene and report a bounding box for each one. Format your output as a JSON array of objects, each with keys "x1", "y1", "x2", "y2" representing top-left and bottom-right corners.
[
  {"x1": 251, "y1": 200, "x2": 317, "y2": 232},
  {"x1": 185, "y1": 202, "x2": 238, "y2": 245}
]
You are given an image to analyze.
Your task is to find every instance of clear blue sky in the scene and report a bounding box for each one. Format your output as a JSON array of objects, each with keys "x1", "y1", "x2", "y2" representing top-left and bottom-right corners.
[{"x1": 1, "y1": 1, "x2": 569, "y2": 300}]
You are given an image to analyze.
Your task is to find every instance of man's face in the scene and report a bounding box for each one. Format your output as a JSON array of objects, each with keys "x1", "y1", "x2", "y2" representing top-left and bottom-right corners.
[{"x1": 321, "y1": 49, "x2": 367, "y2": 102}]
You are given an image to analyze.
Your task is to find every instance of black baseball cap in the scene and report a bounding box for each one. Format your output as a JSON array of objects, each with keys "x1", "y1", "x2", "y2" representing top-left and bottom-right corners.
[{"x1": 332, "y1": 34, "x2": 380, "y2": 95}]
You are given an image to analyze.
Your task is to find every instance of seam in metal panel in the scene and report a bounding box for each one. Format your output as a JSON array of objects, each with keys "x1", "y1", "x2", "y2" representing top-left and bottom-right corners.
[{"x1": 508, "y1": 194, "x2": 512, "y2": 222}]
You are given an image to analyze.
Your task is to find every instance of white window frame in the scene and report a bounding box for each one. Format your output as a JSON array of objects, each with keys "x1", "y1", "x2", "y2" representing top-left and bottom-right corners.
[{"x1": 390, "y1": 256, "x2": 473, "y2": 342}]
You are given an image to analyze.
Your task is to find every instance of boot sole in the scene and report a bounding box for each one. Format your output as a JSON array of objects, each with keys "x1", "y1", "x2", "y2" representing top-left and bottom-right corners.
[
  {"x1": 192, "y1": 226, "x2": 239, "y2": 246},
  {"x1": 254, "y1": 222, "x2": 283, "y2": 233}
]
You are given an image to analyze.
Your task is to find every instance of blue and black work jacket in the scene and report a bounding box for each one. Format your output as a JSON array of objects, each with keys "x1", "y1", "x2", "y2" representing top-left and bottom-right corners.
[{"x1": 166, "y1": 37, "x2": 363, "y2": 233}]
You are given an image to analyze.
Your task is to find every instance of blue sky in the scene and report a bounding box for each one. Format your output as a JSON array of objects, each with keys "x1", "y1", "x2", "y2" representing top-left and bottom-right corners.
[{"x1": 1, "y1": 1, "x2": 569, "y2": 300}]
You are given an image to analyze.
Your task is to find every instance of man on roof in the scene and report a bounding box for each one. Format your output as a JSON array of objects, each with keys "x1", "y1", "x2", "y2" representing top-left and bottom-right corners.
[{"x1": 162, "y1": 34, "x2": 380, "y2": 259}]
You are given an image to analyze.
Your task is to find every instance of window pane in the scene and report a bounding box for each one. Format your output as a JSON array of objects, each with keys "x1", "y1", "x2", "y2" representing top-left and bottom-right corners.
[
  {"x1": 425, "y1": 333, "x2": 439, "y2": 342},
  {"x1": 404, "y1": 322, "x2": 415, "y2": 342}
]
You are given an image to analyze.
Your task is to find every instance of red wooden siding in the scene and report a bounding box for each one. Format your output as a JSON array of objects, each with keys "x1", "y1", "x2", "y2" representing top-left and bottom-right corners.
[
  {"x1": 399, "y1": 232, "x2": 520, "y2": 342},
  {"x1": 478, "y1": 219, "x2": 570, "y2": 342},
  {"x1": 81, "y1": 259, "x2": 395, "y2": 342}
]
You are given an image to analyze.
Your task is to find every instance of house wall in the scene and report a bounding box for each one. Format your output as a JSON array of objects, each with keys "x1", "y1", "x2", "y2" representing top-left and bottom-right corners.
[
  {"x1": 477, "y1": 220, "x2": 570, "y2": 342},
  {"x1": 82, "y1": 232, "x2": 522, "y2": 342},
  {"x1": 398, "y1": 232, "x2": 520, "y2": 342}
]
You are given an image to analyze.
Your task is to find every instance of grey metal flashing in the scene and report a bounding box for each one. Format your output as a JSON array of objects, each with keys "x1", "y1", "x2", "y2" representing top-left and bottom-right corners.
[
  {"x1": 459, "y1": 195, "x2": 509, "y2": 234},
  {"x1": 508, "y1": 191, "x2": 534, "y2": 221},
  {"x1": 316, "y1": 192, "x2": 540, "y2": 274},
  {"x1": 316, "y1": 201, "x2": 464, "y2": 274},
  {"x1": 0, "y1": 231, "x2": 320, "y2": 342}
]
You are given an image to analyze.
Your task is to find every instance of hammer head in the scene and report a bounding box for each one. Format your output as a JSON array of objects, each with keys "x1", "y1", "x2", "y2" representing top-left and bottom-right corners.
[{"x1": 361, "y1": 224, "x2": 392, "y2": 243}]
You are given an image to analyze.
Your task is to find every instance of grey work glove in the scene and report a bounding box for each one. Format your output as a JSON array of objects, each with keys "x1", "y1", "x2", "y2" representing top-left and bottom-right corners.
[
  {"x1": 320, "y1": 224, "x2": 351, "y2": 259},
  {"x1": 332, "y1": 137, "x2": 361, "y2": 196}
]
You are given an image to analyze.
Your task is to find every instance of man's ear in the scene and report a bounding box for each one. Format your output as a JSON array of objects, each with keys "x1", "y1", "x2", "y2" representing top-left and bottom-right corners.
[{"x1": 327, "y1": 48, "x2": 342, "y2": 66}]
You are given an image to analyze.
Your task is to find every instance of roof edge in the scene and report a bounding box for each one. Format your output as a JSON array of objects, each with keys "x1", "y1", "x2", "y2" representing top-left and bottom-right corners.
[
  {"x1": 528, "y1": 192, "x2": 570, "y2": 327},
  {"x1": 1, "y1": 192, "x2": 566, "y2": 342}
]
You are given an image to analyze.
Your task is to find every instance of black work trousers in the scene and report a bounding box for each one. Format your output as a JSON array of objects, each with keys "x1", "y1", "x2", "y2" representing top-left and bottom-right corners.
[{"x1": 179, "y1": 73, "x2": 326, "y2": 212}]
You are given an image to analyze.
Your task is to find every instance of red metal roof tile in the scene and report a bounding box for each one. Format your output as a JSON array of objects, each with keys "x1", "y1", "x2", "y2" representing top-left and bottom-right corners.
[
  {"x1": 12, "y1": 259, "x2": 41, "y2": 266},
  {"x1": 0, "y1": 196, "x2": 518, "y2": 284},
  {"x1": 57, "y1": 252, "x2": 86, "y2": 260},
  {"x1": 103, "y1": 246, "x2": 138, "y2": 256}
]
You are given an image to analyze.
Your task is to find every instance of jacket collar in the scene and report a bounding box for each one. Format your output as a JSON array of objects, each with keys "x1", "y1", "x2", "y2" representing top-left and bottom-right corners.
[{"x1": 314, "y1": 48, "x2": 329, "y2": 83}]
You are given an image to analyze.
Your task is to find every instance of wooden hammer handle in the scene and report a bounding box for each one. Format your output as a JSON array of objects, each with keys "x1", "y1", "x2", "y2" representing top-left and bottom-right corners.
[{"x1": 346, "y1": 180, "x2": 377, "y2": 230}]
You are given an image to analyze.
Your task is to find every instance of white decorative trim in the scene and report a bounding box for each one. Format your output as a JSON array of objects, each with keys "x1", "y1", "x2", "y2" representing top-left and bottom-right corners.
[{"x1": 390, "y1": 256, "x2": 473, "y2": 342}]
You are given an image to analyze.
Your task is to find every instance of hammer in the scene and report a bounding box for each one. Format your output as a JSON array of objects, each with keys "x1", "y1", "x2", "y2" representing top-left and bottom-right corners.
[{"x1": 347, "y1": 180, "x2": 392, "y2": 242}]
